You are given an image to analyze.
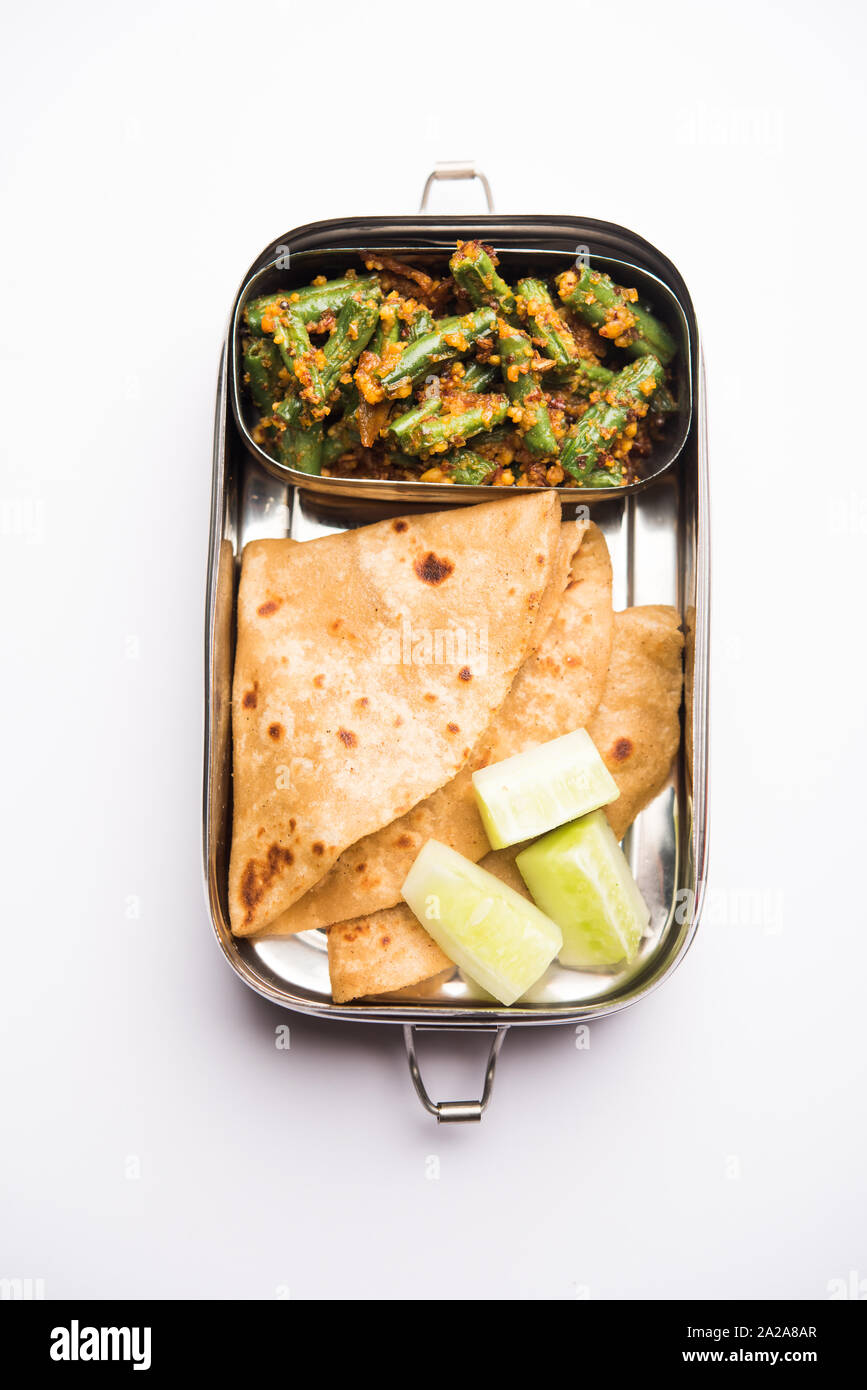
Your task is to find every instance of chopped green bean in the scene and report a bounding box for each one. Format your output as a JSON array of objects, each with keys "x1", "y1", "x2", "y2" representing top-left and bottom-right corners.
[
  {"x1": 276, "y1": 420, "x2": 323, "y2": 474},
  {"x1": 242, "y1": 337, "x2": 282, "y2": 415},
  {"x1": 516, "y1": 278, "x2": 578, "y2": 369},
  {"x1": 377, "y1": 307, "x2": 497, "y2": 396},
  {"x1": 450, "y1": 242, "x2": 518, "y2": 322},
  {"x1": 445, "y1": 449, "x2": 497, "y2": 485},
  {"x1": 245, "y1": 277, "x2": 379, "y2": 333},
  {"x1": 498, "y1": 326, "x2": 557, "y2": 457},
  {"x1": 557, "y1": 265, "x2": 677, "y2": 365},
  {"x1": 318, "y1": 291, "x2": 381, "y2": 400},
  {"x1": 398, "y1": 394, "x2": 510, "y2": 455},
  {"x1": 559, "y1": 356, "x2": 665, "y2": 481}
]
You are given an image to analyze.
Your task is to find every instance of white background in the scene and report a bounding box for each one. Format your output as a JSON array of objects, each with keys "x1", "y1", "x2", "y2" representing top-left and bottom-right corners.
[{"x1": 1, "y1": 0, "x2": 865, "y2": 1301}]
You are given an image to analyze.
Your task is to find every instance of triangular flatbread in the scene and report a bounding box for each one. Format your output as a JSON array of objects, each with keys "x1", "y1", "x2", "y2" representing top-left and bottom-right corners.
[
  {"x1": 230, "y1": 492, "x2": 561, "y2": 933},
  {"x1": 259, "y1": 519, "x2": 613, "y2": 937}
]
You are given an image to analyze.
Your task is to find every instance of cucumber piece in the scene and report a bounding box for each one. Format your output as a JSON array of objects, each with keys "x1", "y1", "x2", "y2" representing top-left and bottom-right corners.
[
  {"x1": 471, "y1": 729, "x2": 619, "y2": 850},
  {"x1": 401, "y1": 840, "x2": 562, "y2": 1006},
  {"x1": 516, "y1": 811, "x2": 650, "y2": 969}
]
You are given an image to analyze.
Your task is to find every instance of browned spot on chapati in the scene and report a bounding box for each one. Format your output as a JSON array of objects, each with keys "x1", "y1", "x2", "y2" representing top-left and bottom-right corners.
[
  {"x1": 288, "y1": 818, "x2": 296, "y2": 832},
  {"x1": 312, "y1": 841, "x2": 325, "y2": 856},
  {"x1": 447, "y1": 722, "x2": 459, "y2": 734},
  {"x1": 393, "y1": 519, "x2": 409, "y2": 532},
  {"x1": 395, "y1": 834, "x2": 413, "y2": 848},
  {"x1": 242, "y1": 683, "x2": 258, "y2": 709},
  {"x1": 313, "y1": 674, "x2": 325, "y2": 688},
  {"x1": 329, "y1": 619, "x2": 342, "y2": 633},
  {"x1": 424, "y1": 693, "x2": 437, "y2": 702},
  {"x1": 354, "y1": 696, "x2": 369, "y2": 710},
  {"x1": 257, "y1": 599, "x2": 279, "y2": 616},
  {"x1": 612, "y1": 737, "x2": 633, "y2": 762},
  {"x1": 413, "y1": 551, "x2": 454, "y2": 585},
  {"x1": 240, "y1": 843, "x2": 294, "y2": 924},
  {"x1": 380, "y1": 935, "x2": 391, "y2": 947},
  {"x1": 337, "y1": 728, "x2": 357, "y2": 748},
  {"x1": 355, "y1": 862, "x2": 367, "y2": 873},
  {"x1": 267, "y1": 722, "x2": 283, "y2": 740},
  {"x1": 536, "y1": 553, "x2": 546, "y2": 566},
  {"x1": 528, "y1": 590, "x2": 541, "y2": 608},
  {"x1": 394, "y1": 716, "x2": 403, "y2": 727},
  {"x1": 458, "y1": 666, "x2": 472, "y2": 681}
]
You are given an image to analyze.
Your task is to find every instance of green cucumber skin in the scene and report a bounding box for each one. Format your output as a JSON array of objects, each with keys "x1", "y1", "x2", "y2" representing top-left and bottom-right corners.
[
  {"x1": 401, "y1": 839, "x2": 562, "y2": 1006},
  {"x1": 516, "y1": 812, "x2": 648, "y2": 968}
]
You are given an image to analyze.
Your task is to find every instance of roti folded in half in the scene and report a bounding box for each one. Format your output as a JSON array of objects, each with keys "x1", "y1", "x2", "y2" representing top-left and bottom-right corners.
[
  {"x1": 259, "y1": 519, "x2": 613, "y2": 938},
  {"x1": 230, "y1": 492, "x2": 561, "y2": 935},
  {"x1": 328, "y1": 602, "x2": 684, "y2": 1002}
]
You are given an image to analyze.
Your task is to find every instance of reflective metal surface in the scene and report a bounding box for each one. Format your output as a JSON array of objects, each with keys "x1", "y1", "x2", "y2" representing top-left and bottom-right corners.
[{"x1": 203, "y1": 210, "x2": 709, "y2": 1109}]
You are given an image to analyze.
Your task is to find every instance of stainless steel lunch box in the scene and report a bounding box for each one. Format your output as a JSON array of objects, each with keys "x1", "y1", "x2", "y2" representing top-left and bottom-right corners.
[{"x1": 203, "y1": 165, "x2": 710, "y2": 1121}]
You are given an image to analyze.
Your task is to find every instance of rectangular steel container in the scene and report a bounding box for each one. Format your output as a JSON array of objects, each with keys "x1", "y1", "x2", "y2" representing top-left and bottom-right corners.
[{"x1": 203, "y1": 183, "x2": 710, "y2": 1119}]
